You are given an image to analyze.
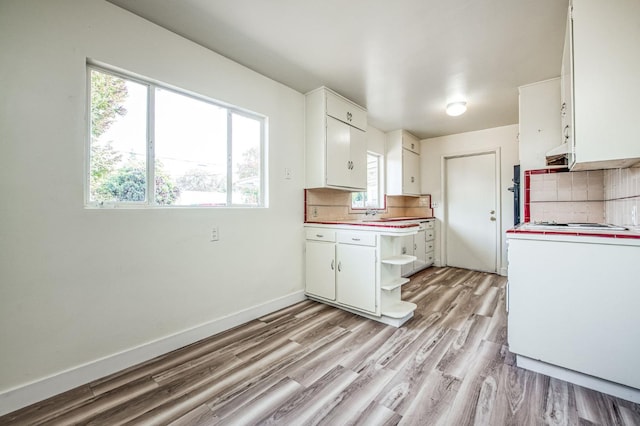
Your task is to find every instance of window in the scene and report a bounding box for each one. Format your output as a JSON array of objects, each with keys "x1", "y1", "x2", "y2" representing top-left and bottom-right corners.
[
  {"x1": 352, "y1": 152, "x2": 384, "y2": 209},
  {"x1": 87, "y1": 65, "x2": 266, "y2": 207}
]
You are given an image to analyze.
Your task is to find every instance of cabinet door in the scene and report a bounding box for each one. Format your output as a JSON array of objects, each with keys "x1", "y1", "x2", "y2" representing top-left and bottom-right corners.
[
  {"x1": 402, "y1": 133, "x2": 420, "y2": 154},
  {"x1": 400, "y1": 234, "x2": 415, "y2": 276},
  {"x1": 414, "y1": 230, "x2": 427, "y2": 270},
  {"x1": 349, "y1": 126, "x2": 367, "y2": 190},
  {"x1": 325, "y1": 116, "x2": 351, "y2": 187},
  {"x1": 402, "y1": 149, "x2": 420, "y2": 195},
  {"x1": 305, "y1": 241, "x2": 336, "y2": 300},
  {"x1": 336, "y1": 244, "x2": 376, "y2": 313},
  {"x1": 561, "y1": 9, "x2": 574, "y2": 166}
]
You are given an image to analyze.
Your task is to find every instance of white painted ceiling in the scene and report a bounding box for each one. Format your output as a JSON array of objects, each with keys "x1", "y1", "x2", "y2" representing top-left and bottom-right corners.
[{"x1": 106, "y1": 0, "x2": 569, "y2": 139}]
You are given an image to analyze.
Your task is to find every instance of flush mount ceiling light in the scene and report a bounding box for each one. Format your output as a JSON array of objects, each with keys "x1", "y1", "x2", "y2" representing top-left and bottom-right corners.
[{"x1": 446, "y1": 101, "x2": 467, "y2": 116}]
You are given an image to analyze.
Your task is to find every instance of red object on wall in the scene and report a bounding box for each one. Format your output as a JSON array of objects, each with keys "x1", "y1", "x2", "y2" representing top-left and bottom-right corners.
[{"x1": 523, "y1": 168, "x2": 569, "y2": 223}]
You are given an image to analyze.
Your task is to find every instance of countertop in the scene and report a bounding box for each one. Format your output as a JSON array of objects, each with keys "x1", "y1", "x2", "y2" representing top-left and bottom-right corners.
[
  {"x1": 507, "y1": 223, "x2": 640, "y2": 243},
  {"x1": 305, "y1": 216, "x2": 434, "y2": 229}
]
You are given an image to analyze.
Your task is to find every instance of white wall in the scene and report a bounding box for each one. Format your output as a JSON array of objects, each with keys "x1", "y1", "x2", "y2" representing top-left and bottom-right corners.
[
  {"x1": 421, "y1": 125, "x2": 519, "y2": 275},
  {"x1": 0, "y1": 0, "x2": 305, "y2": 411},
  {"x1": 366, "y1": 125, "x2": 386, "y2": 156}
]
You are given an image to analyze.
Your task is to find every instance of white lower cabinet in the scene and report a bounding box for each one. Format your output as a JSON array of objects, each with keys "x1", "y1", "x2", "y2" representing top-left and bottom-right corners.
[
  {"x1": 400, "y1": 234, "x2": 415, "y2": 276},
  {"x1": 414, "y1": 229, "x2": 427, "y2": 270},
  {"x1": 336, "y1": 243, "x2": 376, "y2": 313},
  {"x1": 305, "y1": 240, "x2": 336, "y2": 301},
  {"x1": 305, "y1": 225, "x2": 418, "y2": 327},
  {"x1": 507, "y1": 234, "x2": 640, "y2": 401},
  {"x1": 401, "y1": 220, "x2": 435, "y2": 277}
]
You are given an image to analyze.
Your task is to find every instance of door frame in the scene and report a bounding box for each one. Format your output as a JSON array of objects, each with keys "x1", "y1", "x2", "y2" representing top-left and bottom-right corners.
[{"x1": 440, "y1": 147, "x2": 502, "y2": 273}]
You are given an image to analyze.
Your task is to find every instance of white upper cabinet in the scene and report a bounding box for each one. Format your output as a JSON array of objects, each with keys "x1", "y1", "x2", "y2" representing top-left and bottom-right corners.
[
  {"x1": 386, "y1": 130, "x2": 421, "y2": 196},
  {"x1": 305, "y1": 87, "x2": 367, "y2": 190},
  {"x1": 518, "y1": 79, "x2": 562, "y2": 170},
  {"x1": 568, "y1": 0, "x2": 640, "y2": 170}
]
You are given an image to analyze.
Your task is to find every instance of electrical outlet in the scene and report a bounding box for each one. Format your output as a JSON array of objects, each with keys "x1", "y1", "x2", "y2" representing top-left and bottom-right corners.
[
  {"x1": 431, "y1": 201, "x2": 440, "y2": 208},
  {"x1": 210, "y1": 226, "x2": 219, "y2": 242},
  {"x1": 313, "y1": 207, "x2": 318, "y2": 218}
]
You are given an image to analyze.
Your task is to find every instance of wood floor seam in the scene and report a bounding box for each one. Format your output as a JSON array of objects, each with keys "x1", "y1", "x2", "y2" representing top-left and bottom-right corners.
[{"x1": 2, "y1": 267, "x2": 638, "y2": 426}]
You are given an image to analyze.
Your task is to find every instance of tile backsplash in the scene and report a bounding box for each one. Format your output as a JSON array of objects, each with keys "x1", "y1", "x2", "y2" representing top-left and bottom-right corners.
[
  {"x1": 526, "y1": 169, "x2": 605, "y2": 223},
  {"x1": 525, "y1": 166, "x2": 640, "y2": 227},
  {"x1": 604, "y1": 166, "x2": 640, "y2": 228},
  {"x1": 305, "y1": 188, "x2": 433, "y2": 222}
]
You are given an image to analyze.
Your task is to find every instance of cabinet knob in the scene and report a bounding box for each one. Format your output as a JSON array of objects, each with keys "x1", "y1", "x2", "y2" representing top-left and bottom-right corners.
[
  {"x1": 337, "y1": 261, "x2": 342, "y2": 272},
  {"x1": 331, "y1": 259, "x2": 335, "y2": 270}
]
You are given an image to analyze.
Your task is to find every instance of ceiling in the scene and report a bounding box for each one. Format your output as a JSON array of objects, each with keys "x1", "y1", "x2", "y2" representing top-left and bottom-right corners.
[{"x1": 106, "y1": 0, "x2": 569, "y2": 139}]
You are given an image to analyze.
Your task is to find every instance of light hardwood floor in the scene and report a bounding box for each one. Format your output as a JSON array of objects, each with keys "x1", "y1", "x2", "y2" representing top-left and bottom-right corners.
[{"x1": 2, "y1": 267, "x2": 639, "y2": 425}]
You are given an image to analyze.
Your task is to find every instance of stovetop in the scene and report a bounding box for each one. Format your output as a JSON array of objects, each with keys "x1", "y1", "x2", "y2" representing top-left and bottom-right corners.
[{"x1": 529, "y1": 222, "x2": 628, "y2": 231}]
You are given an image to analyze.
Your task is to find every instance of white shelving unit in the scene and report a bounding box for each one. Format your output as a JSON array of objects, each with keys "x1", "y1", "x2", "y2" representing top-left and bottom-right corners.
[
  {"x1": 381, "y1": 255, "x2": 416, "y2": 265},
  {"x1": 379, "y1": 235, "x2": 418, "y2": 325}
]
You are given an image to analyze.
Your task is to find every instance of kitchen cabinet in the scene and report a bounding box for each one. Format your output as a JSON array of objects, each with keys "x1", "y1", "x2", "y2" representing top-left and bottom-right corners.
[
  {"x1": 386, "y1": 130, "x2": 421, "y2": 196},
  {"x1": 518, "y1": 79, "x2": 562, "y2": 170},
  {"x1": 304, "y1": 224, "x2": 418, "y2": 327},
  {"x1": 400, "y1": 234, "x2": 414, "y2": 276},
  {"x1": 507, "y1": 231, "x2": 640, "y2": 401},
  {"x1": 304, "y1": 228, "x2": 377, "y2": 314},
  {"x1": 566, "y1": 0, "x2": 640, "y2": 170},
  {"x1": 305, "y1": 87, "x2": 368, "y2": 190},
  {"x1": 400, "y1": 220, "x2": 435, "y2": 277},
  {"x1": 425, "y1": 221, "x2": 435, "y2": 266},
  {"x1": 336, "y1": 240, "x2": 376, "y2": 313},
  {"x1": 304, "y1": 229, "x2": 336, "y2": 301}
]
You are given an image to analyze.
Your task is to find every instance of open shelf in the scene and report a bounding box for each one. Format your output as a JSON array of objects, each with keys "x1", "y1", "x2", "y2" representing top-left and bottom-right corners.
[
  {"x1": 381, "y1": 255, "x2": 416, "y2": 265},
  {"x1": 381, "y1": 277, "x2": 410, "y2": 291},
  {"x1": 382, "y1": 301, "x2": 417, "y2": 319}
]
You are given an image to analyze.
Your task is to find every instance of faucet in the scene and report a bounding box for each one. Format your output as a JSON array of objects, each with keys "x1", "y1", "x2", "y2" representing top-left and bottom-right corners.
[{"x1": 365, "y1": 208, "x2": 377, "y2": 216}]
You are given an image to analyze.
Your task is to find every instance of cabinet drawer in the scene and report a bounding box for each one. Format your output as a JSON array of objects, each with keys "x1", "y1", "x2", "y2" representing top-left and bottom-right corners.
[
  {"x1": 426, "y1": 250, "x2": 435, "y2": 265},
  {"x1": 425, "y1": 230, "x2": 435, "y2": 241},
  {"x1": 305, "y1": 228, "x2": 336, "y2": 242},
  {"x1": 424, "y1": 220, "x2": 435, "y2": 230},
  {"x1": 426, "y1": 241, "x2": 435, "y2": 252},
  {"x1": 326, "y1": 92, "x2": 367, "y2": 131},
  {"x1": 402, "y1": 133, "x2": 420, "y2": 154},
  {"x1": 337, "y1": 231, "x2": 376, "y2": 246}
]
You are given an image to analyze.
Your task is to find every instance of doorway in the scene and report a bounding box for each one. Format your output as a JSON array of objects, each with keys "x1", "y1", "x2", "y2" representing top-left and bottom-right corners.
[{"x1": 444, "y1": 151, "x2": 499, "y2": 273}]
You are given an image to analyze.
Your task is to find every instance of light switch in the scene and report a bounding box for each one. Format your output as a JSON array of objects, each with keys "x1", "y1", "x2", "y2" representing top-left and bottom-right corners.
[{"x1": 284, "y1": 168, "x2": 292, "y2": 179}]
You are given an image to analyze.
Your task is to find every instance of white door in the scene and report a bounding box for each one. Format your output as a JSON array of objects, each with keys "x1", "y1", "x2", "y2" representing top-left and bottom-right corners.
[
  {"x1": 445, "y1": 153, "x2": 497, "y2": 272},
  {"x1": 305, "y1": 241, "x2": 336, "y2": 300},
  {"x1": 336, "y1": 244, "x2": 376, "y2": 313}
]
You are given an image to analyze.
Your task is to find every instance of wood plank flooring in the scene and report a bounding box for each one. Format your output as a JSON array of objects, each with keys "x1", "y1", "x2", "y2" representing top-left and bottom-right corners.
[{"x1": 2, "y1": 267, "x2": 639, "y2": 425}]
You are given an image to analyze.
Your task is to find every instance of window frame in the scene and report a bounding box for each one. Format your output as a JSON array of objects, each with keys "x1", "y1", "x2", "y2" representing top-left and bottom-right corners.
[
  {"x1": 351, "y1": 151, "x2": 386, "y2": 210},
  {"x1": 85, "y1": 63, "x2": 267, "y2": 208}
]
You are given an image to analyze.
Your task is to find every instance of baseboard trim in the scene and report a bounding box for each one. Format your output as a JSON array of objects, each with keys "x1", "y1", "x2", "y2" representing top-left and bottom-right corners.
[
  {"x1": 0, "y1": 290, "x2": 306, "y2": 417},
  {"x1": 516, "y1": 355, "x2": 640, "y2": 404}
]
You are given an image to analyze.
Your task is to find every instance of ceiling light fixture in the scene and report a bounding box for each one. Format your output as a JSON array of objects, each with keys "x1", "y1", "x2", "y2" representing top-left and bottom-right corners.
[{"x1": 446, "y1": 101, "x2": 467, "y2": 117}]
